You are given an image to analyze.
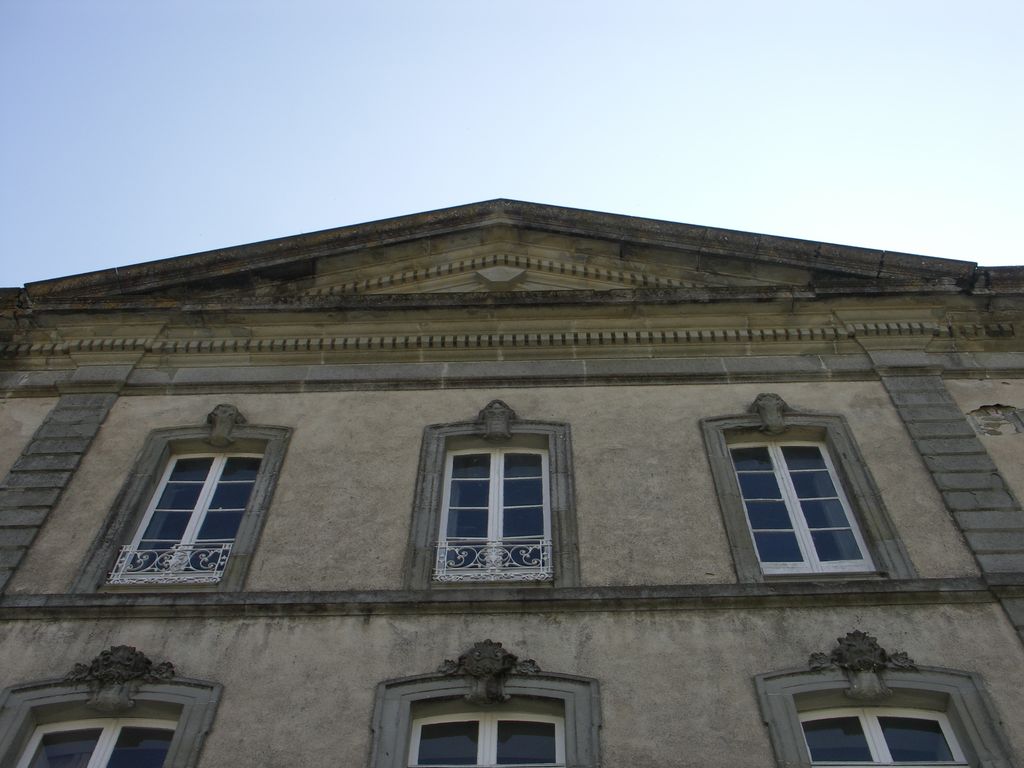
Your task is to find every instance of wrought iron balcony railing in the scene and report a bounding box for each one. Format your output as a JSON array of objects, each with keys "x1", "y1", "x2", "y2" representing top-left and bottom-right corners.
[
  {"x1": 433, "y1": 537, "x2": 553, "y2": 582},
  {"x1": 108, "y1": 541, "x2": 233, "y2": 585}
]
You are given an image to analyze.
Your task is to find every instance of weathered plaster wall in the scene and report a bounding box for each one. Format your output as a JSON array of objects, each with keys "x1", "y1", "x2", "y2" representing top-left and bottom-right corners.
[
  {"x1": 9, "y1": 381, "x2": 976, "y2": 594},
  {"x1": 0, "y1": 603, "x2": 1020, "y2": 767},
  {"x1": 0, "y1": 398, "x2": 56, "y2": 480}
]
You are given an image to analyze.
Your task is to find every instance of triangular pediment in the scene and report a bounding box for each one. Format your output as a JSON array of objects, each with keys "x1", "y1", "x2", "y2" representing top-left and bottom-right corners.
[{"x1": 21, "y1": 200, "x2": 977, "y2": 305}]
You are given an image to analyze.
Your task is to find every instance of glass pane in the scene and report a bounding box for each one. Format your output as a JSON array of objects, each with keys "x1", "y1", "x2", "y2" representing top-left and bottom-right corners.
[
  {"x1": 879, "y1": 716, "x2": 954, "y2": 762},
  {"x1": 208, "y1": 482, "x2": 254, "y2": 510},
  {"x1": 140, "y1": 510, "x2": 192, "y2": 543},
  {"x1": 802, "y1": 717, "x2": 872, "y2": 762},
  {"x1": 781, "y1": 445, "x2": 826, "y2": 470},
  {"x1": 504, "y1": 478, "x2": 543, "y2": 507},
  {"x1": 811, "y1": 529, "x2": 864, "y2": 562},
  {"x1": 168, "y1": 457, "x2": 214, "y2": 482},
  {"x1": 504, "y1": 453, "x2": 543, "y2": 477},
  {"x1": 450, "y1": 480, "x2": 490, "y2": 508},
  {"x1": 789, "y1": 470, "x2": 837, "y2": 499},
  {"x1": 745, "y1": 501, "x2": 793, "y2": 530},
  {"x1": 730, "y1": 447, "x2": 772, "y2": 471},
  {"x1": 504, "y1": 507, "x2": 544, "y2": 538},
  {"x1": 196, "y1": 510, "x2": 244, "y2": 541},
  {"x1": 220, "y1": 456, "x2": 261, "y2": 481},
  {"x1": 497, "y1": 720, "x2": 557, "y2": 765},
  {"x1": 416, "y1": 721, "x2": 478, "y2": 765},
  {"x1": 452, "y1": 454, "x2": 490, "y2": 478},
  {"x1": 26, "y1": 729, "x2": 101, "y2": 768},
  {"x1": 800, "y1": 499, "x2": 850, "y2": 528},
  {"x1": 737, "y1": 473, "x2": 782, "y2": 500},
  {"x1": 754, "y1": 531, "x2": 804, "y2": 563},
  {"x1": 106, "y1": 727, "x2": 174, "y2": 768},
  {"x1": 155, "y1": 483, "x2": 203, "y2": 511},
  {"x1": 447, "y1": 508, "x2": 489, "y2": 538}
]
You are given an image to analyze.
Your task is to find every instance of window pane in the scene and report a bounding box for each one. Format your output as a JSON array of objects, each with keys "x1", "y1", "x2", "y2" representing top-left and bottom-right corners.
[
  {"x1": 447, "y1": 508, "x2": 489, "y2": 538},
  {"x1": 504, "y1": 507, "x2": 544, "y2": 538},
  {"x1": 504, "y1": 478, "x2": 543, "y2": 507},
  {"x1": 140, "y1": 510, "x2": 192, "y2": 543},
  {"x1": 745, "y1": 501, "x2": 793, "y2": 530},
  {"x1": 737, "y1": 473, "x2": 783, "y2": 500},
  {"x1": 789, "y1": 470, "x2": 837, "y2": 499},
  {"x1": 496, "y1": 720, "x2": 557, "y2": 765},
  {"x1": 452, "y1": 454, "x2": 490, "y2": 478},
  {"x1": 168, "y1": 457, "x2": 214, "y2": 482},
  {"x1": 802, "y1": 717, "x2": 872, "y2": 762},
  {"x1": 754, "y1": 531, "x2": 803, "y2": 563},
  {"x1": 504, "y1": 453, "x2": 543, "y2": 477},
  {"x1": 810, "y1": 529, "x2": 864, "y2": 562},
  {"x1": 450, "y1": 480, "x2": 490, "y2": 508},
  {"x1": 800, "y1": 499, "x2": 850, "y2": 528},
  {"x1": 26, "y1": 729, "x2": 101, "y2": 768},
  {"x1": 879, "y1": 716, "x2": 954, "y2": 762},
  {"x1": 154, "y1": 483, "x2": 203, "y2": 511},
  {"x1": 417, "y1": 721, "x2": 479, "y2": 765},
  {"x1": 220, "y1": 456, "x2": 261, "y2": 481},
  {"x1": 208, "y1": 482, "x2": 255, "y2": 511},
  {"x1": 730, "y1": 447, "x2": 773, "y2": 471},
  {"x1": 106, "y1": 727, "x2": 174, "y2": 768},
  {"x1": 781, "y1": 445, "x2": 826, "y2": 470},
  {"x1": 196, "y1": 510, "x2": 244, "y2": 541}
]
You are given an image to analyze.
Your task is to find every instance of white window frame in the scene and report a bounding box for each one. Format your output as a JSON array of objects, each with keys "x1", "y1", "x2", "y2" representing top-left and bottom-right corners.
[
  {"x1": 409, "y1": 711, "x2": 565, "y2": 767},
  {"x1": 15, "y1": 717, "x2": 177, "y2": 768},
  {"x1": 108, "y1": 452, "x2": 262, "y2": 586},
  {"x1": 730, "y1": 441, "x2": 874, "y2": 575},
  {"x1": 434, "y1": 447, "x2": 552, "y2": 582},
  {"x1": 799, "y1": 707, "x2": 967, "y2": 767}
]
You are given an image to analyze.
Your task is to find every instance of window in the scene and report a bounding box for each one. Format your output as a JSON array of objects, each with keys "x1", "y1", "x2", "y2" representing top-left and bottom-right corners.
[
  {"x1": 405, "y1": 401, "x2": 579, "y2": 589},
  {"x1": 436, "y1": 448, "x2": 552, "y2": 583},
  {"x1": 0, "y1": 675, "x2": 221, "y2": 768},
  {"x1": 800, "y1": 708, "x2": 965, "y2": 766},
  {"x1": 73, "y1": 411, "x2": 290, "y2": 593},
  {"x1": 109, "y1": 454, "x2": 262, "y2": 585},
  {"x1": 730, "y1": 442, "x2": 872, "y2": 574},
  {"x1": 410, "y1": 711, "x2": 564, "y2": 767},
  {"x1": 755, "y1": 666, "x2": 1015, "y2": 768},
  {"x1": 16, "y1": 718, "x2": 176, "y2": 768},
  {"x1": 702, "y1": 400, "x2": 916, "y2": 582}
]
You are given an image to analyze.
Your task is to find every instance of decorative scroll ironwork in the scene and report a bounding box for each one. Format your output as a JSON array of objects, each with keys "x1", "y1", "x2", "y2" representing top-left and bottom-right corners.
[
  {"x1": 108, "y1": 542, "x2": 232, "y2": 585},
  {"x1": 439, "y1": 639, "x2": 540, "y2": 704},
  {"x1": 433, "y1": 538, "x2": 553, "y2": 582}
]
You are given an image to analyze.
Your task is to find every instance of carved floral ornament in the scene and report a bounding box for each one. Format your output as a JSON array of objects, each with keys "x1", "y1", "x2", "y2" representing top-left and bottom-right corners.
[
  {"x1": 477, "y1": 400, "x2": 517, "y2": 442},
  {"x1": 809, "y1": 630, "x2": 916, "y2": 701},
  {"x1": 438, "y1": 639, "x2": 540, "y2": 704},
  {"x1": 65, "y1": 645, "x2": 176, "y2": 714},
  {"x1": 749, "y1": 392, "x2": 790, "y2": 435},
  {"x1": 967, "y1": 404, "x2": 1024, "y2": 436},
  {"x1": 206, "y1": 403, "x2": 247, "y2": 446}
]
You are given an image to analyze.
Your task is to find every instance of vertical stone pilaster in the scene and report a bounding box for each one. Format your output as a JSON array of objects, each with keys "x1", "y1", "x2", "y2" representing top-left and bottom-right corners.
[
  {"x1": 880, "y1": 372, "x2": 1024, "y2": 643},
  {"x1": 0, "y1": 393, "x2": 117, "y2": 592}
]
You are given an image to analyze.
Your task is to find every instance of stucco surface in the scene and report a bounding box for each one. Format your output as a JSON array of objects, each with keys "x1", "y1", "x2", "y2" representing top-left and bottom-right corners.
[
  {"x1": 0, "y1": 603, "x2": 1020, "y2": 767},
  {"x1": 0, "y1": 397, "x2": 56, "y2": 480},
  {"x1": 10, "y1": 382, "x2": 977, "y2": 593},
  {"x1": 947, "y1": 378, "x2": 1024, "y2": 507}
]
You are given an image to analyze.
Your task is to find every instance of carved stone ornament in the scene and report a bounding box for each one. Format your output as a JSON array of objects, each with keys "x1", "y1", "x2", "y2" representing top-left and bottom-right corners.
[
  {"x1": 477, "y1": 400, "x2": 517, "y2": 442},
  {"x1": 967, "y1": 404, "x2": 1024, "y2": 436},
  {"x1": 206, "y1": 403, "x2": 247, "y2": 446},
  {"x1": 749, "y1": 393, "x2": 790, "y2": 435},
  {"x1": 65, "y1": 645, "x2": 175, "y2": 714},
  {"x1": 438, "y1": 639, "x2": 540, "y2": 704},
  {"x1": 808, "y1": 630, "x2": 916, "y2": 701}
]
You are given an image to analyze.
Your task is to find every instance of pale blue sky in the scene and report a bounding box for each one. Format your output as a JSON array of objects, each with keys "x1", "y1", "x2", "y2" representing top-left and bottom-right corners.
[{"x1": 2, "y1": 0, "x2": 1021, "y2": 287}]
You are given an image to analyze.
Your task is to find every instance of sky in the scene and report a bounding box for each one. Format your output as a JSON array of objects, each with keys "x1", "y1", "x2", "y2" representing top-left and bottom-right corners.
[{"x1": 1, "y1": 1, "x2": 1022, "y2": 287}]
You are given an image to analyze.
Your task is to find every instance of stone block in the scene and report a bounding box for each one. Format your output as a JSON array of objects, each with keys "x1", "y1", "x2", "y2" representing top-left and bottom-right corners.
[
  {"x1": 954, "y1": 510, "x2": 1024, "y2": 530},
  {"x1": 0, "y1": 547, "x2": 25, "y2": 568},
  {"x1": 888, "y1": 390, "x2": 958, "y2": 406},
  {"x1": 905, "y1": 421, "x2": 977, "y2": 439},
  {"x1": 0, "y1": 488, "x2": 61, "y2": 508},
  {"x1": 11, "y1": 454, "x2": 81, "y2": 472},
  {"x1": 965, "y1": 531, "x2": 1024, "y2": 552},
  {"x1": 44, "y1": 408, "x2": 106, "y2": 425},
  {"x1": 923, "y1": 454, "x2": 997, "y2": 473},
  {"x1": 3, "y1": 471, "x2": 72, "y2": 489},
  {"x1": 26, "y1": 437, "x2": 92, "y2": 455},
  {"x1": 942, "y1": 490, "x2": 1019, "y2": 511},
  {"x1": 976, "y1": 553, "x2": 1024, "y2": 572},
  {"x1": 0, "y1": 568, "x2": 11, "y2": 591},
  {"x1": 56, "y1": 393, "x2": 118, "y2": 408},
  {"x1": 35, "y1": 422, "x2": 102, "y2": 439},
  {"x1": 879, "y1": 375, "x2": 945, "y2": 392},
  {"x1": 0, "y1": 527, "x2": 37, "y2": 547},
  {"x1": 915, "y1": 438, "x2": 985, "y2": 455},
  {"x1": 897, "y1": 406, "x2": 964, "y2": 422},
  {"x1": 933, "y1": 472, "x2": 1006, "y2": 491},
  {"x1": 1001, "y1": 597, "x2": 1024, "y2": 626}
]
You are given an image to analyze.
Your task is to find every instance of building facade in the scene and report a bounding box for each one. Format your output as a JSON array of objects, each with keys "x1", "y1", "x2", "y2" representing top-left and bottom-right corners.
[{"x1": 1, "y1": 200, "x2": 1022, "y2": 766}]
